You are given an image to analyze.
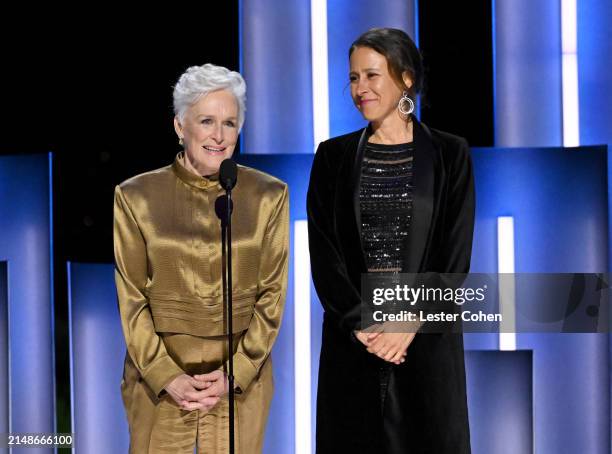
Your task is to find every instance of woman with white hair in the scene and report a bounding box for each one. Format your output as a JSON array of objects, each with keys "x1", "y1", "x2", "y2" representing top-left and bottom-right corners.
[{"x1": 114, "y1": 63, "x2": 289, "y2": 453}]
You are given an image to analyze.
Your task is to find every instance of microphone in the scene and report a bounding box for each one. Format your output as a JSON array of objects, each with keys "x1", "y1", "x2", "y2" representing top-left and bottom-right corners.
[
  {"x1": 220, "y1": 159, "x2": 238, "y2": 190},
  {"x1": 214, "y1": 195, "x2": 234, "y2": 226}
]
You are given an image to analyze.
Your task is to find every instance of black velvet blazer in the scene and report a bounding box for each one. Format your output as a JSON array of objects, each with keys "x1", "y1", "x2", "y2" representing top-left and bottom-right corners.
[{"x1": 307, "y1": 117, "x2": 475, "y2": 454}]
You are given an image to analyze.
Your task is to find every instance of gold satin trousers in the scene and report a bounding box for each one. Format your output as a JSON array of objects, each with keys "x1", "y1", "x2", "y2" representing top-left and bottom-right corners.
[{"x1": 121, "y1": 333, "x2": 273, "y2": 453}]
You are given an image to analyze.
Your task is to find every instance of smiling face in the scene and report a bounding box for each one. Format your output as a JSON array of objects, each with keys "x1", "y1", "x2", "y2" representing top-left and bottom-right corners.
[
  {"x1": 349, "y1": 46, "x2": 412, "y2": 125},
  {"x1": 174, "y1": 89, "x2": 239, "y2": 176}
]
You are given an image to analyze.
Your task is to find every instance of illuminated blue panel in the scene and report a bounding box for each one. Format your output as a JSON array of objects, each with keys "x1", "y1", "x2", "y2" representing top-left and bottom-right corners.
[
  {"x1": 469, "y1": 146, "x2": 610, "y2": 453},
  {"x1": 465, "y1": 150, "x2": 500, "y2": 351},
  {"x1": 520, "y1": 333, "x2": 609, "y2": 453},
  {"x1": 578, "y1": 0, "x2": 612, "y2": 147},
  {"x1": 493, "y1": 0, "x2": 562, "y2": 146},
  {"x1": 466, "y1": 351, "x2": 533, "y2": 454},
  {"x1": 0, "y1": 153, "x2": 54, "y2": 438},
  {"x1": 577, "y1": 5, "x2": 612, "y2": 443},
  {"x1": 327, "y1": 0, "x2": 416, "y2": 138},
  {"x1": 241, "y1": 0, "x2": 313, "y2": 154},
  {"x1": 472, "y1": 146, "x2": 607, "y2": 272},
  {"x1": 68, "y1": 262, "x2": 129, "y2": 453},
  {"x1": 0, "y1": 261, "x2": 8, "y2": 444},
  {"x1": 237, "y1": 153, "x2": 313, "y2": 454}
]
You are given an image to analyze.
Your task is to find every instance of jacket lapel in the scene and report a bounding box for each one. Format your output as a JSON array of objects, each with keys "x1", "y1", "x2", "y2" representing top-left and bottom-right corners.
[
  {"x1": 351, "y1": 125, "x2": 371, "y2": 237},
  {"x1": 402, "y1": 118, "x2": 440, "y2": 272}
]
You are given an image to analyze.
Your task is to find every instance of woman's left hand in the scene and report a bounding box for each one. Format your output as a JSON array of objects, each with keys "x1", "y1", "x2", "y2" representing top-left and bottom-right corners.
[
  {"x1": 177, "y1": 370, "x2": 229, "y2": 411},
  {"x1": 367, "y1": 332, "x2": 414, "y2": 364},
  {"x1": 366, "y1": 321, "x2": 419, "y2": 364},
  {"x1": 193, "y1": 370, "x2": 229, "y2": 397}
]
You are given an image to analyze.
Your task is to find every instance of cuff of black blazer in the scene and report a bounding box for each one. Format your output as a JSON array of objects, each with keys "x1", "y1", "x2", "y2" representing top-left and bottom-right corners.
[
  {"x1": 341, "y1": 307, "x2": 362, "y2": 338},
  {"x1": 142, "y1": 355, "x2": 184, "y2": 397}
]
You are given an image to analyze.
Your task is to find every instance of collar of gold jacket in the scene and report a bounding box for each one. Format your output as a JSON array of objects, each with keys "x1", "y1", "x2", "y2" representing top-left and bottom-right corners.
[{"x1": 172, "y1": 152, "x2": 221, "y2": 190}]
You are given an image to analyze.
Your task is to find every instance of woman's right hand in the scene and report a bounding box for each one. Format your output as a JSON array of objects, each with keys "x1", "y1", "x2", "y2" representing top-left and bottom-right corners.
[
  {"x1": 164, "y1": 374, "x2": 219, "y2": 412},
  {"x1": 354, "y1": 325, "x2": 408, "y2": 365}
]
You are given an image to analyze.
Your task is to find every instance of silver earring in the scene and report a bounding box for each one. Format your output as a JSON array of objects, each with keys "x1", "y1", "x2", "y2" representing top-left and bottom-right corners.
[
  {"x1": 398, "y1": 91, "x2": 415, "y2": 115},
  {"x1": 179, "y1": 137, "x2": 184, "y2": 146}
]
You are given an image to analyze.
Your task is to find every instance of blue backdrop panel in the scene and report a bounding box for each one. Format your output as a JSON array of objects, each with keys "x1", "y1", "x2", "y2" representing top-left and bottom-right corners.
[
  {"x1": 469, "y1": 145, "x2": 610, "y2": 453},
  {"x1": 471, "y1": 146, "x2": 608, "y2": 273},
  {"x1": 493, "y1": 0, "x2": 562, "y2": 146},
  {"x1": 578, "y1": 0, "x2": 612, "y2": 148},
  {"x1": 68, "y1": 262, "x2": 129, "y2": 453},
  {"x1": 465, "y1": 350, "x2": 533, "y2": 454},
  {"x1": 241, "y1": 0, "x2": 314, "y2": 154},
  {"x1": 237, "y1": 153, "x2": 314, "y2": 453},
  {"x1": 0, "y1": 153, "x2": 54, "y2": 441},
  {"x1": 327, "y1": 0, "x2": 416, "y2": 138},
  {"x1": 577, "y1": 4, "x2": 612, "y2": 443},
  {"x1": 465, "y1": 148, "x2": 501, "y2": 351},
  {"x1": 519, "y1": 333, "x2": 609, "y2": 453},
  {"x1": 0, "y1": 261, "x2": 8, "y2": 453}
]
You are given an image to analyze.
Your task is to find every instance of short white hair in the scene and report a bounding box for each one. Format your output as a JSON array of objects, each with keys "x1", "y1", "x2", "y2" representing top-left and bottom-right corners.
[{"x1": 173, "y1": 63, "x2": 247, "y2": 130}]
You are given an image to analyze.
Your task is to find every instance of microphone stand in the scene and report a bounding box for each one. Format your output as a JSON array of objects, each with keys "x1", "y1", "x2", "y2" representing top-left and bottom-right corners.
[
  {"x1": 218, "y1": 159, "x2": 237, "y2": 454},
  {"x1": 224, "y1": 186, "x2": 235, "y2": 454}
]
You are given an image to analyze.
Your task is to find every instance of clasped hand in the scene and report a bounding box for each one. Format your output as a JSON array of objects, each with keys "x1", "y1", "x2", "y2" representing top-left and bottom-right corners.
[
  {"x1": 165, "y1": 370, "x2": 229, "y2": 412},
  {"x1": 355, "y1": 321, "x2": 418, "y2": 365}
]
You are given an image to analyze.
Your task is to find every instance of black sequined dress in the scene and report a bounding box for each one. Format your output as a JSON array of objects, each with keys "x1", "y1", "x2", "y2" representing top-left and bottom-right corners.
[{"x1": 360, "y1": 140, "x2": 414, "y2": 452}]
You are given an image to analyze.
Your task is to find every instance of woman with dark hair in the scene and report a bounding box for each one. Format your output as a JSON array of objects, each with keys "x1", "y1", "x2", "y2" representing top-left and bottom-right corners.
[{"x1": 307, "y1": 28, "x2": 474, "y2": 453}]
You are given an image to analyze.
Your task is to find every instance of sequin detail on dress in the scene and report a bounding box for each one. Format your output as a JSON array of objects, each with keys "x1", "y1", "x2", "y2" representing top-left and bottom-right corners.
[{"x1": 359, "y1": 142, "x2": 414, "y2": 273}]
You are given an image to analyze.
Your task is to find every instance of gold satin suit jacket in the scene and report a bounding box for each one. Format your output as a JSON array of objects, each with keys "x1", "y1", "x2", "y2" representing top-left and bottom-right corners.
[{"x1": 114, "y1": 153, "x2": 289, "y2": 398}]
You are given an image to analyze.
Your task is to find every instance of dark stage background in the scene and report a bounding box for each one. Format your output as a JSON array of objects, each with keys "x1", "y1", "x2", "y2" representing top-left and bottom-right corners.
[{"x1": 0, "y1": 1, "x2": 493, "y2": 436}]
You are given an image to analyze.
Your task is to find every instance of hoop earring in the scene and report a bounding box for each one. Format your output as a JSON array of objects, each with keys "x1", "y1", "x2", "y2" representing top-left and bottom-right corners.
[{"x1": 398, "y1": 91, "x2": 415, "y2": 116}]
